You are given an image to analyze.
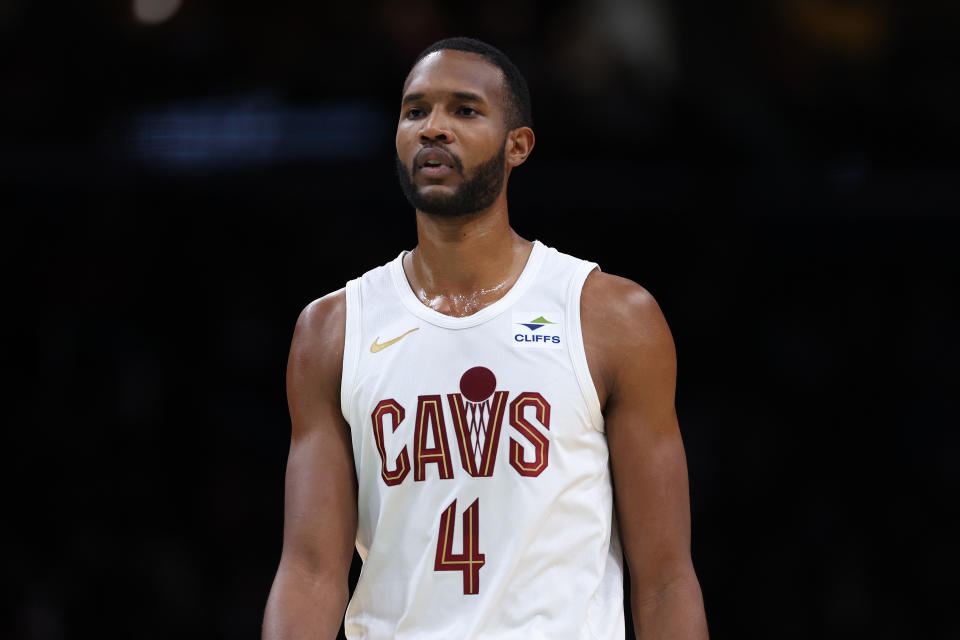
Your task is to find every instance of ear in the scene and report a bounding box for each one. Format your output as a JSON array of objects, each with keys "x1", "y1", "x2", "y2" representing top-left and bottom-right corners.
[{"x1": 505, "y1": 127, "x2": 535, "y2": 167}]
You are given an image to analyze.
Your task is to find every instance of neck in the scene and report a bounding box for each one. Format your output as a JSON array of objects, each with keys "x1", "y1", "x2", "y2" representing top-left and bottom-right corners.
[{"x1": 404, "y1": 193, "x2": 533, "y2": 317}]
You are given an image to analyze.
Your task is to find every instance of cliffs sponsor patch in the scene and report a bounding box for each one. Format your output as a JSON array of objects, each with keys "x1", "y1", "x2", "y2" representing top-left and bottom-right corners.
[{"x1": 511, "y1": 311, "x2": 563, "y2": 350}]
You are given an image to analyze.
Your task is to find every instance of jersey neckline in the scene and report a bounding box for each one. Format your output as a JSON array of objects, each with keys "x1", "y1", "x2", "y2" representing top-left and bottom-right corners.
[{"x1": 389, "y1": 239, "x2": 547, "y2": 330}]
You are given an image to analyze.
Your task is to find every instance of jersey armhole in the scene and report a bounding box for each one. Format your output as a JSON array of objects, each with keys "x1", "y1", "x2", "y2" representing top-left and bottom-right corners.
[
  {"x1": 566, "y1": 261, "x2": 605, "y2": 432},
  {"x1": 340, "y1": 278, "x2": 362, "y2": 422}
]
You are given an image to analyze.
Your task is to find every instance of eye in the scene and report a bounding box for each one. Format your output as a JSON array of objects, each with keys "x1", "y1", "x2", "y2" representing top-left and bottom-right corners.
[
  {"x1": 457, "y1": 106, "x2": 478, "y2": 117},
  {"x1": 405, "y1": 107, "x2": 425, "y2": 119}
]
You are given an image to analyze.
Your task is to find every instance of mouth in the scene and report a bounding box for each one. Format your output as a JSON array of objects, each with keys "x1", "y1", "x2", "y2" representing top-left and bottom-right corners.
[{"x1": 415, "y1": 147, "x2": 459, "y2": 175}]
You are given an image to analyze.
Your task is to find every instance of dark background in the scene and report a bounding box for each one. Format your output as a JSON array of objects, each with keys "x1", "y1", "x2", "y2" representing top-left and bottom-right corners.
[{"x1": 5, "y1": 1, "x2": 959, "y2": 638}]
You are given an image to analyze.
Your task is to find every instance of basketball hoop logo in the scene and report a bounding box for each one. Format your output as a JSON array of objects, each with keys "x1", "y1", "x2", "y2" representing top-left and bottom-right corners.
[{"x1": 447, "y1": 366, "x2": 509, "y2": 478}]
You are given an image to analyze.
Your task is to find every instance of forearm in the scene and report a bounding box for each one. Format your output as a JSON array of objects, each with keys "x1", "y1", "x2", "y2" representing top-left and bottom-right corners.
[
  {"x1": 262, "y1": 561, "x2": 349, "y2": 640},
  {"x1": 632, "y1": 572, "x2": 708, "y2": 640}
]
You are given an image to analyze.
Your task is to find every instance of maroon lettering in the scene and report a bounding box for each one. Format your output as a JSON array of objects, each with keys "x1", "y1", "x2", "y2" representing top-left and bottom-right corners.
[
  {"x1": 508, "y1": 392, "x2": 551, "y2": 477},
  {"x1": 371, "y1": 399, "x2": 410, "y2": 486},
  {"x1": 414, "y1": 395, "x2": 454, "y2": 481}
]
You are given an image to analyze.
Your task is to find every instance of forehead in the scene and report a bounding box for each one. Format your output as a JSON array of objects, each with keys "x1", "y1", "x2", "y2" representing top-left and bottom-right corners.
[{"x1": 403, "y1": 50, "x2": 506, "y2": 104}]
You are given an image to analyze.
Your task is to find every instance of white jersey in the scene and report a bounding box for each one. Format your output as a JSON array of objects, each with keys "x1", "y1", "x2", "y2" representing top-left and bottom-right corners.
[{"x1": 340, "y1": 240, "x2": 624, "y2": 639}]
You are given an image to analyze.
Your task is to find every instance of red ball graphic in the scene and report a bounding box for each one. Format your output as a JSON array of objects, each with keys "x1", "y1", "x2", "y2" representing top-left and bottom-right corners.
[{"x1": 459, "y1": 366, "x2": 496, "y2": 402}]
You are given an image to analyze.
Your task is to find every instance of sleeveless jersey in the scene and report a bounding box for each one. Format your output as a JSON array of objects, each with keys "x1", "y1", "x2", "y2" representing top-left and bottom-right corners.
[{"x1": 340, "y1": 240, "x2": 624, "y2": 639}]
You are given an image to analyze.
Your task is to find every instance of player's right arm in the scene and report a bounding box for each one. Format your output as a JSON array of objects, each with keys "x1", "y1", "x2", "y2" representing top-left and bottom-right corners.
[{"x1": 262, "y1": 291, "x2": 358, "y2": 640}]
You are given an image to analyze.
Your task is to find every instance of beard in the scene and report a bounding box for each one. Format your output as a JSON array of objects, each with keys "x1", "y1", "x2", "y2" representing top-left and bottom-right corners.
[{"x1": 395, "y1": 139, "x2": 507, "y2": 217}]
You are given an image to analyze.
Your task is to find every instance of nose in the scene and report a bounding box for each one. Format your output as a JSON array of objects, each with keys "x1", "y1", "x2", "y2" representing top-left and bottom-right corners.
[{"x1": 419, "y1": 109, "x2": 453, "y2": 143}]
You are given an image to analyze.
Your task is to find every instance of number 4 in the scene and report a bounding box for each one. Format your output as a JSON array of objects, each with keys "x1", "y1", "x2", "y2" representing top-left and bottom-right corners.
[{"x1": 434, "y1": 498, "x2": 485, "y2": 595}]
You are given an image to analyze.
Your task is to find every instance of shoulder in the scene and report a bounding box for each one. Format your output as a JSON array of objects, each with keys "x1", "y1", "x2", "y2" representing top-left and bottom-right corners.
[
  {"x1": 294, "y1": 288, "x2": 346, "y2": 346},
  {"x1": 287, "y1": 289, "x2": 347, "y2": 404},
  {"x1": 581, "y1": 271, "x2": 672, "y2": 346},
  {"x1": 581, "y1": 270, "x2": 659, "y2": 318},
  {"x1": 580, "y1": 271, "x2": 676, "y2": 403}
]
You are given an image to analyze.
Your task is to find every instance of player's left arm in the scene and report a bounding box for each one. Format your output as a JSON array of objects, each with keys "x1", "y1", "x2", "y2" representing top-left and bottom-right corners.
[{"x1": 582, "y1": 272, "x2": 708, "y2": 639}]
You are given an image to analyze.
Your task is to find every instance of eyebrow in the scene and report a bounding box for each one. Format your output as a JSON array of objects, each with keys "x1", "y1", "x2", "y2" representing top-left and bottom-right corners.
[
  {"x1": 451, "y1": 91, "x2": 485, "y2": 103},
  {"x1": 401, "y1": 91, "x2": 487, "y2": 105}
]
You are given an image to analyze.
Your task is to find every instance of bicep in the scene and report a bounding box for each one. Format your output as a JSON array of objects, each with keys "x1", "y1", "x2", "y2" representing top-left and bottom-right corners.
[
  {"x1": 279, "y1": 295, "x2": 358, "y2": 579},
  {"x1": 607, "y1": 401, "x2": 692, "y2": 588},
  {"x1": 602, "y1": 290, "x2": 694, "y2": 593},
  {"x1": 281, "y1": 410, "x2": 357, "y2": 577}
]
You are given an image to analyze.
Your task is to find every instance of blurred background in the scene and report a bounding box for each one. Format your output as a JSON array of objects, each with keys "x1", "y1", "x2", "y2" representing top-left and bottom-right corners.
[{"x1": 5, "y1": 0, "x2": 959, "y2": 638}]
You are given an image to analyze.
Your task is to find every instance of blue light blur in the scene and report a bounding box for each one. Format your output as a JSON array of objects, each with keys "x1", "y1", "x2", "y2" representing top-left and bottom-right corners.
[{"x1": 130, "y1": 93, "x2": 390, "y2": 171}]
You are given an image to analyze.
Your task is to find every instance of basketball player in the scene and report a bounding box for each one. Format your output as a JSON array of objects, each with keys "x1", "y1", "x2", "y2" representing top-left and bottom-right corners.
[{"x1": 263, "y1": 38, "x2": 708, "y2": 639}]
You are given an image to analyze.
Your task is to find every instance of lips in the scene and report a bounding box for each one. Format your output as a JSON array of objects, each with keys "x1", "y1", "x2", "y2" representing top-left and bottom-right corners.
[{"x1": 415, "y1": 147, "x2": 457, "y2": 171}]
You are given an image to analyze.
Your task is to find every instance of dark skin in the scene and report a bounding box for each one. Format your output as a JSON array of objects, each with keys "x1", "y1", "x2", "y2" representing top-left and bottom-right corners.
[
  {"x1": 396, "y1": 49, "x2": 535, "y2": 317},
  {"x1": 263, "y1": 50, "x2": 708, "y2": 639}
]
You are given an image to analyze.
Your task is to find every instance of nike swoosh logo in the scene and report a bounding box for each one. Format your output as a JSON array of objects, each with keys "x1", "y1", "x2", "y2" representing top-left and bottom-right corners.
[{"x1": 370, "y1": 327, "x2": 420, "y2": 353}]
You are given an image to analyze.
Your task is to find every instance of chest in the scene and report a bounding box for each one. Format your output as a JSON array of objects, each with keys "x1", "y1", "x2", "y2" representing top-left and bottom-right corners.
[{"x1": 350, "y1": 315, "x2": 593, "y2": 488}]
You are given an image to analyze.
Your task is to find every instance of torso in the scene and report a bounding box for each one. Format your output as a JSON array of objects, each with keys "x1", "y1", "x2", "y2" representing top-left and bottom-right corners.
[{"x1": 337, "y1": 240, "x2": 625, "y2": 640}]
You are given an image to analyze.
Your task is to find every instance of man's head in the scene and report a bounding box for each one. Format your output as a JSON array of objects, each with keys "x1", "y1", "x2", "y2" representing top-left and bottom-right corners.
[{"x1": 395, "y1": 37, "x2": 535, "y2": 217}]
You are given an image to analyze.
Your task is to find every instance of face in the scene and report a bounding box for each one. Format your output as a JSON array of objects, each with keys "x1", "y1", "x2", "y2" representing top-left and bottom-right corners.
[{"x1": 395, "y1": 50, "x2": 513, "y2": 217}]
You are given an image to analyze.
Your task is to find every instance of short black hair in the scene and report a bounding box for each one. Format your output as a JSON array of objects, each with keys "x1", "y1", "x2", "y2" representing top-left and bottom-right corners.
[{"x1": 410, "y1": 37, "x2": 533, "y2": 131}]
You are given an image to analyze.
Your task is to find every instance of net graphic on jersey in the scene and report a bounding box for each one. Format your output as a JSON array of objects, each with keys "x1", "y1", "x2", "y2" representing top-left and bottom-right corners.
[{"x1": 459, "y1": 367, "x2": 497, "y2": 470}]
